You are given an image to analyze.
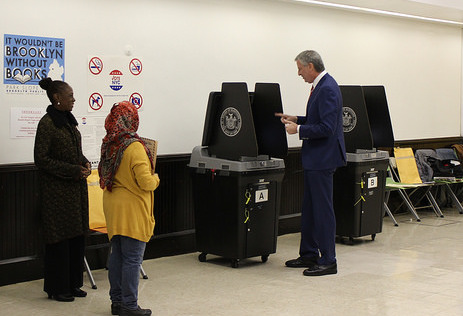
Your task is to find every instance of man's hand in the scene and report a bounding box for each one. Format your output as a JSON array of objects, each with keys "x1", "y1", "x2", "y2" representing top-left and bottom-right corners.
[
  {"x1": 275, "y1": 113, "x2": 297, "y2": 124},
  {"x1": 275, "y1": 113, "x2": 298, "y2": 134},
  {"x1": 282, "y1": 119, "x2": 298, "y2": 134}
]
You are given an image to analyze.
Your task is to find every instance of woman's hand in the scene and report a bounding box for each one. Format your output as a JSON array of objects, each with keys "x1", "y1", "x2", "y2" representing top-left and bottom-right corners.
[{"x1": 80, "y1": 164, "x2": 91, "y2": 179}]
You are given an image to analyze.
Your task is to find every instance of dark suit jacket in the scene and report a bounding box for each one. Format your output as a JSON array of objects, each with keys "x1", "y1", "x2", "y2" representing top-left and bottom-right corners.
[{"x1": 297, "y1": 73, "x2": 346, "y2": 170}]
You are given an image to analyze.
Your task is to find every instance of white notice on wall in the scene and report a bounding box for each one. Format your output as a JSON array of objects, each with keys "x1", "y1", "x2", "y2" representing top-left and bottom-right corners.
[
  {"x1": 10, "y1": 107, "x2": 46, "y2": 138},
  {"x1": 76, "y1": 115, "x2": 106, "y2": 169}
]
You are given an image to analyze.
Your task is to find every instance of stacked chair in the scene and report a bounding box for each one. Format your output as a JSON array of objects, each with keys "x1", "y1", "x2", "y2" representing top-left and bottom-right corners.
[
  {"x1": 386, "y1": 147, "x2": 444, "y2": 226},
  {"x1": 430, "y1": 147, "x2": 463, "y2": 214},
  {"x1": 387, "y1": 146, "x2": 463, "y2": 225}
]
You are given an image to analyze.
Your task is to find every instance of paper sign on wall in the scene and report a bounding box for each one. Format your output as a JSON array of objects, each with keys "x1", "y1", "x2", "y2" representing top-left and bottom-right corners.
[{"x1": 10, "y1": 107, "x2": 46, "y2": 138}]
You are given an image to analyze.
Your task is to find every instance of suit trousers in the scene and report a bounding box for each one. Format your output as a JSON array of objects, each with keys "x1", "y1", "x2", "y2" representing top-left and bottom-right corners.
[
  {"x1": 43, "y1": 235, "x2": 85, "y2": 295},
  {"x1": 299, "y1": 169, "x2": 337, "y2": 265}
]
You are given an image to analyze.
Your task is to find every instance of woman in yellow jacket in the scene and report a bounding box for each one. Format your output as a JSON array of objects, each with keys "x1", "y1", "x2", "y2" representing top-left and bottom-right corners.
[{"x1": 99, "y1": 101, "x2": 160, "y2": 316}]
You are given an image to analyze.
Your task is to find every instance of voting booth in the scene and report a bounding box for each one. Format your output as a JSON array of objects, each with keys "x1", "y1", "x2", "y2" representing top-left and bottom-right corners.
[
  {"x1": 334, "y1": 85, "x2": 390, "y2": 243},
  {"x1": 189, "y1": 82, "x2": 286, "y2": 268}
]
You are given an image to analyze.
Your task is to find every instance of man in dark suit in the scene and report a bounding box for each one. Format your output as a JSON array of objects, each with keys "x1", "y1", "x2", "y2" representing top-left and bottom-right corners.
[{"x1": 276, "y1": 50, "x2": 346, "y2": 276}]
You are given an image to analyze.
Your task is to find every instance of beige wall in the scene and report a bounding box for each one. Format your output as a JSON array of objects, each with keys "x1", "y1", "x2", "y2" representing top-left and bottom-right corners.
[{"x1": 0, "y1": 0, "x2": 461, "y2": 163}]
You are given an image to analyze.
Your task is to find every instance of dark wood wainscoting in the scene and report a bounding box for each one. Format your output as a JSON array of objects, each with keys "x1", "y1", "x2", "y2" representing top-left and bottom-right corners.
[
  {"x1": 1, "y1": 137, "x2": 462, "y2": 286},
  {"x1": 0, "y1": 149, "x2": 304, "y2": 286}
]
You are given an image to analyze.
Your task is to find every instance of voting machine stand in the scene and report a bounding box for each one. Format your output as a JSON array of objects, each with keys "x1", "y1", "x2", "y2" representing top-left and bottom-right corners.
[
  {"x1": 334, "y1": 86, "x2": 390, "y2": 244},
  {"x1": 189, "y1": 82, "x2": 286, "y2": 268}
]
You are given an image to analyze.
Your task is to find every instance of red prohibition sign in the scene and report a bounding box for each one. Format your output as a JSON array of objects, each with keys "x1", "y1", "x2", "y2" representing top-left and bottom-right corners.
[
  {"x1": 89, "y1": 57, "x2": 103, "y2": 75},
  {"x1": 130, "y1": 92, "x2": 143, "y2": 109},
  {"x1": 89, "y1": 93, "x2": 103, "y2": 110},
  {"x1": 129, "y1": 58, "x2": 142, "y2": 76}
]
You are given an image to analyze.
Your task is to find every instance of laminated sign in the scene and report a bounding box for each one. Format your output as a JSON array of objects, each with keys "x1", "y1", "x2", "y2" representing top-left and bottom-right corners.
[{"x1": 4, "y1": 34, "x2": 65, "y2": 94}]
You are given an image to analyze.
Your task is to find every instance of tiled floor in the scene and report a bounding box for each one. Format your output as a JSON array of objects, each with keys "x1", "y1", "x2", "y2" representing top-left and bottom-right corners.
[{"x1": 1, "y1": 210, "x2": 463, "y2": 315}]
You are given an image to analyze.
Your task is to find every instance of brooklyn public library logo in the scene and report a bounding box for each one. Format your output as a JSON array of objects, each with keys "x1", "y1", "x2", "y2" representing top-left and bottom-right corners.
[{"x1": 220, "y1": 107, "x2": 242, "y2": 137}]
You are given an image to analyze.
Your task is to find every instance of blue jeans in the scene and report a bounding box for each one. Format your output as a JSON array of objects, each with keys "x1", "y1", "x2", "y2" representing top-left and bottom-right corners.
[{"x1": 108, "y1": 235, "x2": 146, "y2": 310}]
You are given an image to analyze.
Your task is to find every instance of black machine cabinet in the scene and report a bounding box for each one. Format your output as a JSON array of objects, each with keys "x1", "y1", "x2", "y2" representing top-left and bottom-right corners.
[
  {"x1": 190, "y1": 82, "x2": 287, "y2": 267},
  {"x1": 190, "y1": 148, "x2": 284, "y2": 268},
  {"x1": 334, "y1": 151, "x2": 389, "y2": 244}
]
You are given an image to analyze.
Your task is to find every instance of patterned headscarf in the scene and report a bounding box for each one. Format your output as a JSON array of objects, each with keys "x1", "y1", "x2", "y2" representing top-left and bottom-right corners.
[{"x1": 98, "y1": 101, "x2": 153, "y2": 191}]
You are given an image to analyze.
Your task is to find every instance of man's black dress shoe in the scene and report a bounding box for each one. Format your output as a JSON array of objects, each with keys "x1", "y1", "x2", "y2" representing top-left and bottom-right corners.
[
  {"x1": 303, "y1": 263, "x2": 337, "y2": 276},
  {"x1": 111, "y1": 301, "x2": 122, "y2": 315},
  {"x1": 285, "y1": 256, "x2": 318, "y2": 268},
  {"x1": 119, "y1": 305, "x2": 152, "y2": 316},
  {"x1": 71, "y1": 288, "x2": 87, "y2": 297},
  {"x1": 48, "y1": 293, "x2": 75, "y2": 302}
]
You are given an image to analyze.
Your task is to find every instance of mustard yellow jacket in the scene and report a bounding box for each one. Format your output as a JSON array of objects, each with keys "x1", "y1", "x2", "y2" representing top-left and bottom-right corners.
[{"x1": 103, "y1": 141, "x2": 160, "y2": 242}]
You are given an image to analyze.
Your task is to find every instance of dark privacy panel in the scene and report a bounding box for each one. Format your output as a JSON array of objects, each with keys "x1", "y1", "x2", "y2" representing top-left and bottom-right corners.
[
  {"x1": 362, "y1": 86, "x2": 395, "y2": 148},
  {"x1": 201, "y1": 82, "x2": 287, "y2": 160},
  {"x1": 204, "y1": 82, "x2": 259, "y2": 160},
  {"x1": 340, "y1": 85, "x2": 374, "y2": 152},
  {"x1": 251, "y1": 83, "x2": 288, "y2": 159}
]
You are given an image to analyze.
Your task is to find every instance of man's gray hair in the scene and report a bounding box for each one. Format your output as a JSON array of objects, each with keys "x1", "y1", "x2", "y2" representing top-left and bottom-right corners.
[{"x1": 295, "y1": 50, "x2": 325, "y2": 72}]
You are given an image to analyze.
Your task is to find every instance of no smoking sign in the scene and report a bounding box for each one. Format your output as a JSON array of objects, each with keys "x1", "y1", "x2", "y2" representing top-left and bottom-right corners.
[{"x1": 89, "y1": 57, "x2": 103, "y2": 75}]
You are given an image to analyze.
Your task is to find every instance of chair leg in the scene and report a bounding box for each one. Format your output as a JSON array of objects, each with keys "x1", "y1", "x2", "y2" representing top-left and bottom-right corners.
[
  {"x1": 140, "y1": 264, "x2": 148, "y2": 279},
  {"x1": 398, "y1": 189, "x2": 421, "y2": 221},
  {"x1": 426, "y1": 190, "x2": 444, "y2": 218},
  {"x1": 445, "y1": 183, "x2": 463, "y2": 214},
  {"x1": 383, "y1": 202, "x2": 398, "y2": 226},
  {"x1": 84, "y1": 256, "x2": 97, "y2": 289},
  {"x1": 383, "y1": 191, "x2": 398, "y2": 226}
]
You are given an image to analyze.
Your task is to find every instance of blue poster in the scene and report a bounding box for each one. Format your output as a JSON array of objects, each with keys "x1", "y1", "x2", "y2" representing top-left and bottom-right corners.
[{"x1": 4, "y1": 34, "x2": 65, "y2": 85}]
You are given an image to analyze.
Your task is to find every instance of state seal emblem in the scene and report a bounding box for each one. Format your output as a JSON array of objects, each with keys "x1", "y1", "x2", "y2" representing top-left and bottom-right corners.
[
  {"x1": 342, "y1": 106, "x2": 357, "y2": 133},
  {"x1": 220, "y1": 107, "x2": 242, "y2": 137}
]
